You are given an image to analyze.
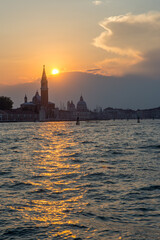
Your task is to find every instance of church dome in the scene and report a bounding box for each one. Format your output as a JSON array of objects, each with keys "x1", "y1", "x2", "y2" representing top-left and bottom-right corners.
[
  {"x1": 32, "y1": 91, "x2": 41, "y2": 104},
  {"x1": 77, "y1": 95, "x2": 88, "y2": 112}
]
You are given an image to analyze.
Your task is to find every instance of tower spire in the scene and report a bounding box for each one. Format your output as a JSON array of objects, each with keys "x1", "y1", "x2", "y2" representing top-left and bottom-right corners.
[
  {"x1": 41, "y1": 65, "x2": 48, "y2": 106},
  {"x1": 42, "y1": 65, "x2": 47, "y2": 82}
]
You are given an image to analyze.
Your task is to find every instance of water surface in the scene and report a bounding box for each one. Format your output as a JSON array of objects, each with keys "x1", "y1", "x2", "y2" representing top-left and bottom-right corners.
[{"x1": 0, "y1": 120, "x2": 160, "y2": 239}]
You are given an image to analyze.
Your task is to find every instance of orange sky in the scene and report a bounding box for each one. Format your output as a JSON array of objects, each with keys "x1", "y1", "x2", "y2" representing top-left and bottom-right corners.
[{"x1": 1, "y1": 0, "x2": 160, "y2": 84}]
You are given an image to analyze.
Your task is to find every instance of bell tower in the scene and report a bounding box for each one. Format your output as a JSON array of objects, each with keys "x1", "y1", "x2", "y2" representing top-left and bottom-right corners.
[{"x1": 41, "y1": 65, "x2": 48, "y2": 107}]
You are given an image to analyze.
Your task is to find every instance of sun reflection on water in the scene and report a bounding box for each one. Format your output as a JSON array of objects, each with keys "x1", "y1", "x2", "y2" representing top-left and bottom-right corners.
[{"x1": 13, "y1": 122, "x2": 86, "y2": 238}]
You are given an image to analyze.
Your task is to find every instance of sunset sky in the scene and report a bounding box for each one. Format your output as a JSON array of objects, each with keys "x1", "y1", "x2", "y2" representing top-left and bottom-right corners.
[
  {"x1": 1, "y1": 0, "x2": 160, "y2": 109},
  {"x1": 1, "y1": 0, "x2": 160, "y2": 83}
]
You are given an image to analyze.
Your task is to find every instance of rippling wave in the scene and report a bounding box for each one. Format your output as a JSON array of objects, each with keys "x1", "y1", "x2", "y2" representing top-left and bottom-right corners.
[{"x1": 0, "y1": 120, "x2": 160, "y2": 239}]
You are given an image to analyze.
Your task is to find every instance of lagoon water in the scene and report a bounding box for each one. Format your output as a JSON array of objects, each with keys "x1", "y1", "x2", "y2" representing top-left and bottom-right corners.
[{"x1": 0, "y1": 120, "x2": 160, "y2": 240}]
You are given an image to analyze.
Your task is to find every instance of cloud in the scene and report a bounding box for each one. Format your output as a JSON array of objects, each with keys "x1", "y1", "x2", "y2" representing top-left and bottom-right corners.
[
  {"x1": 87, "y1": 68, "x2": 101, "y2": 74},
  {"x1": 93, "y1": 12, "x2": 160, "y2": 76},
  {"x1": 92, "y1": 1, "x2": 102, "y2": 6},
  {"x1": 130, "y1": 49, "x2": 160, "y2": 77}
]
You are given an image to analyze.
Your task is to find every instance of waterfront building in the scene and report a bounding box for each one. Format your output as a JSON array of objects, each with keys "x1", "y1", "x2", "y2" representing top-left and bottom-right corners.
[{"x1": 103, "y1": 107, "x2": 137, "y2": 120}]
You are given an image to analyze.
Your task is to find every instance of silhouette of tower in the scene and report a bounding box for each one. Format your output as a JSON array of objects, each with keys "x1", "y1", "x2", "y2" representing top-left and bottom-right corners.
[
  {"x1": 24, "y1": 94, "x2": 27, "y2": 103},
  {"x1": 41, "y1": 65, "x2": 48, "y2": 107}
]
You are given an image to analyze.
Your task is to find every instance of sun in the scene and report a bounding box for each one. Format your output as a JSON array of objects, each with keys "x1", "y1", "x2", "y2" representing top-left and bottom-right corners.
[{"x1": 52, "y1": 69, "x2": 59, "y2": 75}]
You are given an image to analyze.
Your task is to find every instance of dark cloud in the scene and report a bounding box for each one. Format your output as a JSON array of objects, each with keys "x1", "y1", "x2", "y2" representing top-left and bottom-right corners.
[
  {"x1": 130, "y1": 49, "x2": 160, "y2": 77},
  {"x1": 87, "y1": 68, "x2": 101, "y2": 73}
]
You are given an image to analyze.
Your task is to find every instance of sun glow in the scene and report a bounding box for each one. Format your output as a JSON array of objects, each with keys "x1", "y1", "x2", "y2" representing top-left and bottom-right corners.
[{"x1": 52, "y1": 69, "x2": 59, "y2": 75}]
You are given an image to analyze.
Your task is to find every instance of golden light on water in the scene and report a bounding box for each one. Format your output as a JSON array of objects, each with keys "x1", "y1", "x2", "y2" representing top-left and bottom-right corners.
[
  {"x1": 10, "y1": 122, "x2": 85, "y2": 239},
  {"x1": 51, "y1": 68, "x2": 59, "y2": 75}
]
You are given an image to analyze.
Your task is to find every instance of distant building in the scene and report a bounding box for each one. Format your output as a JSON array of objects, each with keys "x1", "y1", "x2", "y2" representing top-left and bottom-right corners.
[
  {"x1": 0, "y1": 109, "x2": 38, "y2": 122},
  {"x1": 103, "y1": 107, "x2": 137, "y2": 120},
  {"x1": 76, "y1": 95, "x2": 91, "y2": 120},
  {"x1": 64, "y1": 95, "x2": 91, "y2": 120},
  {"x1": 67, "y1": 101, "x2": 76, "y2": 112},
  {"x1": 77, "y1": 95, "x2": 88, "y2": 112}
]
